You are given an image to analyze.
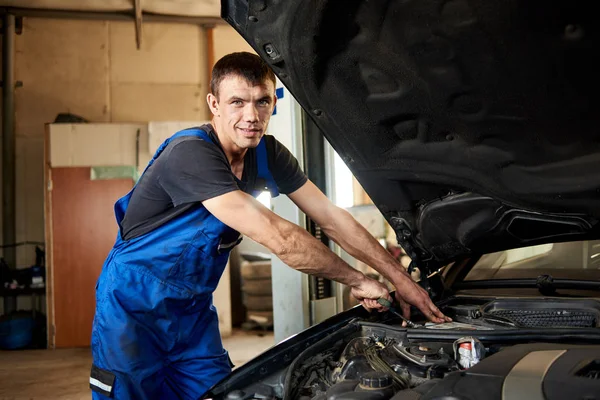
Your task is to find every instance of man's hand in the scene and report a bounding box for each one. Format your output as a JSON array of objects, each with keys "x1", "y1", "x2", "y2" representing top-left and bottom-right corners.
[
  {"x1": 350, "y1": 276, "x2": 392, "y2": 312},
  {"x1": 288, "y1": 181, "x2": 451, "y2": 325},
  {"x1": 394, "y1": 277, "x2": 451, "y2": 324}
]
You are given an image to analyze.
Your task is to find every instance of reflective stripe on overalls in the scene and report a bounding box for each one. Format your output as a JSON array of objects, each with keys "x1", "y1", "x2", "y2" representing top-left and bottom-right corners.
[{"x1": 90, "y1": 127, "x2": 279, "y2": 400}]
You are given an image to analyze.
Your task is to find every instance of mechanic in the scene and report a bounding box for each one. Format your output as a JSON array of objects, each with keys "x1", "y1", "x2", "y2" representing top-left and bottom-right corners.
[{"x1": 89, "y1": 51, "x2": 450, "y2": 399}]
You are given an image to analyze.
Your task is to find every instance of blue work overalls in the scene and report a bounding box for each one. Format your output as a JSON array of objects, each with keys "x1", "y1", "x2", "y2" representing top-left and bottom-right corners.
[{"x1": 90, "y1": 127, "x2": 279, "y2": 399}]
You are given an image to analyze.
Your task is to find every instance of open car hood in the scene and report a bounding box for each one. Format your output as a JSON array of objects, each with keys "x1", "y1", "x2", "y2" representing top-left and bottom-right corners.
[{"x1": 221, "y1": 0, "x2": 600, "y2": 272}]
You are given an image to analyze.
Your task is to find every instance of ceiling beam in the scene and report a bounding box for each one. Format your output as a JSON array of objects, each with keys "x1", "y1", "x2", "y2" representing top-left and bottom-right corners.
[
  {"x1": 0, "y1": 6, "x2": 225, "y2": 27},
  {"x1": 134, "y1": 0, "x2": 142, "y2": 49}
]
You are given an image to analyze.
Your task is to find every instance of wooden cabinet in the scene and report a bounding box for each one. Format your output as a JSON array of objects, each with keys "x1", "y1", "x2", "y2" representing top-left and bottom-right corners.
[
  {"x1": 44, "y1": 123, "x2": 140, "y2": 348},
  {"x1": 46, "y1": 167, "x2": 133, "y2": 348}
]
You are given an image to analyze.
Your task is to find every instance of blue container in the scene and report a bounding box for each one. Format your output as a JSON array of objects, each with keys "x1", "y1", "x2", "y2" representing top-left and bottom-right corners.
[{"x1": 0, "y1": 315, "x2": 35, "y2": 350}]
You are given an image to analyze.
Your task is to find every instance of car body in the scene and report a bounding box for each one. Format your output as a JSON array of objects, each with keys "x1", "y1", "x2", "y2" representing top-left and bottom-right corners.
[{"x1": 204, "y1": 1, "x2": 600, "y2": 399}]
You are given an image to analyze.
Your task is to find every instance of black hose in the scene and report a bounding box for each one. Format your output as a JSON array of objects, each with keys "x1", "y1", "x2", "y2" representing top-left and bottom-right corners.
[
  {"x1": 406, "y1": 328, "x2": 600, "y2": 343},
  {"x1": 283, "y1": 322, "x2": 360, "y2": 400}
]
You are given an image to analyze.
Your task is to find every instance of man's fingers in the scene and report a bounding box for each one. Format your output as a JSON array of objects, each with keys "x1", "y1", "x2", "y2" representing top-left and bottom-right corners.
[
  {"x1": 429, "y1": 303, "x2": 451, "y2": 322},
  {"x1": 393, "y1": 279, "x2": 452, "y2": 324},
  {"x1": 365, "y1": 299, "x2": 377, "y2": 309},
  {"x1": 394, "y1": 293, "x2": 411, "y2": 326},
  {"x1": 400, "y1": 300, "x2": 411, "y2": 320},
  {"x1": 432, "y1": 306, "x2": 452, "y2": 322},
  {"x1": 400, "y1": 301, "x2": 410, "y2": 327},
  {"x1": 362, "y1": 298, "x2": 386, "y2": 312},
  {"x1": 360, "y1": 300, "x2": 372, "y2": 312},
  {"x1": 421, "y1": 303, "x2": 452, "y2": 323}
]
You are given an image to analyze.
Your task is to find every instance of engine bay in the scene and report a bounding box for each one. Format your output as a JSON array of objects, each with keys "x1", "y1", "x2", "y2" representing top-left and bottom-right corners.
[
  {"x1": 217, "y1": 297, "x2": 600, "y2": 400},
  {"x1": 297, "y1": 335, "x2": 470, "y2": 399}
]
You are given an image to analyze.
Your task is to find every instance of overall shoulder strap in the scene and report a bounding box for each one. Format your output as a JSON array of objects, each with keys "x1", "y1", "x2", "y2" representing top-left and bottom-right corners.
[
  {"x1": 255, "y1": 136, "x2": 280, "y2": 198},
  {"x1": 113, "y1": 127, "x2": 212, "y2": 229},
  {"x1": 143, "y1": 127, "x2": 211, "y2": 173},
  {"x1": 153, "y1": 128, "x2": 211, "y2": 159},
  {"x1": 169, "y1": 127, "x2": 211, "y2": 143}
]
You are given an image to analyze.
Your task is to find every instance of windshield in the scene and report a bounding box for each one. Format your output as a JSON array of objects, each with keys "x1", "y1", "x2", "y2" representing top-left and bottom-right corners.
[{"x1": 465, "y1": 240, "x2": 600, "y2": 281}]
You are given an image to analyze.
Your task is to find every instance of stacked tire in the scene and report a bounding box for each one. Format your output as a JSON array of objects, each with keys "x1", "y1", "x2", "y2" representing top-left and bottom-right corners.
[{"x1": 240, "y1": 260, "x2": 273, "y2": 329}]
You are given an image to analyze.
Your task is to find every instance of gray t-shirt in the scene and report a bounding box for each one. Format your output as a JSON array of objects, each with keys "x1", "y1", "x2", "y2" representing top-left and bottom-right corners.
[{"x1": 120, "y1": 124, "x2": 307, "y2": 241}]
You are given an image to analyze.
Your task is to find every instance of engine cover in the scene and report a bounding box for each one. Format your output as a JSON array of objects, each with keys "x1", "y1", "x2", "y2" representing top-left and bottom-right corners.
[{"x1": 415, "y1": 343, "x2": 600, "y2": 400}]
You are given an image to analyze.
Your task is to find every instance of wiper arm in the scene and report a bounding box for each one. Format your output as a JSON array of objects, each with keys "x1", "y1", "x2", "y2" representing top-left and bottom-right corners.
[{"x1": 454, "y1": 275, "x2": 600, "y2": 295}]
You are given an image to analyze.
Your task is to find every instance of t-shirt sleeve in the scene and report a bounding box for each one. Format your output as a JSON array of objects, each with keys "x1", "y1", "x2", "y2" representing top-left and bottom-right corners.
[
  {"x1": 267, "y1": 136, "x2": 308, "y2": 194},
  {"x1": 160, "y1": 139, "x2": 240, "y2": 206}
]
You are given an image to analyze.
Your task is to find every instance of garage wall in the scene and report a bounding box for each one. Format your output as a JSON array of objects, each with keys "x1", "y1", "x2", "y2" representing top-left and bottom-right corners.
[
  {"x1": 7, "y1": 19, "x2": 258, "y2": 271},
  {"x1": 11, "y1": 17, "x2": 209, "y2": 269},
  {"x1": 0, "y1": 17, "x2": 260, "y2": 336},
  {"x1": 212, "y1": 24, "x2": 255, "y2": 64}
]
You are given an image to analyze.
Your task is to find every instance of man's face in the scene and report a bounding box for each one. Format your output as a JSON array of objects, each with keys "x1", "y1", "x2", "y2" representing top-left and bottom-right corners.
[{"x1": 208, "y1": 75, "x2": 277, "y2": 151}]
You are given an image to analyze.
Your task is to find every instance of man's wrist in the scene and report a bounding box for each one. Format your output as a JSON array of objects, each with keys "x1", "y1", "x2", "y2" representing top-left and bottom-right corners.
[
  {"x1": 391, "y1": 270, "x2": 414, "y2": 289},
  {"x1": 347, "y1": 270, "x2": 367, "y2": 288}
]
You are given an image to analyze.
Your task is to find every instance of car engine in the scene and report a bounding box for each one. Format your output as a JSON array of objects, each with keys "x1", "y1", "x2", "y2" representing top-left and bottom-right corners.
[
  {"x1": 289, "y1": 336, "x2": 600, "y2": 400},
  {"x1": 300, "y1": 336, "x2": 463, "y2": 400},
  {"x1": 219, "y1": 298, "x2": 600, "y2": 400}
]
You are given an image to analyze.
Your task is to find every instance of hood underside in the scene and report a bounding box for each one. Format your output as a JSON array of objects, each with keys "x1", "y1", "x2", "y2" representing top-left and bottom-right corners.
[{"x1": 222, "y1": 0, "x2": 600, "y2": 267}]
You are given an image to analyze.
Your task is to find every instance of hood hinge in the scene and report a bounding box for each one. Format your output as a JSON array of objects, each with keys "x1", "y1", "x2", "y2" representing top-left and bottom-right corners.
[
  {"x1": 389, "y1": 216, "x2": 426, "y2": 265},
  {"x1": 389, "y1": 216, "x2": 444, "y2": 297}
]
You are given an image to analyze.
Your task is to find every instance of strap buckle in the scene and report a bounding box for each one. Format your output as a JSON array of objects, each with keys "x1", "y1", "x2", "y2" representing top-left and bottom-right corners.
[{"x1": 217, "y1": 236, "x2": 243, "y2": 255}]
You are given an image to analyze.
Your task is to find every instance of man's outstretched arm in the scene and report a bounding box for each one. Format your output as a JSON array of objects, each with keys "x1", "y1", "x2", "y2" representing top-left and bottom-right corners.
[
  {"x1": 288, "y1": 180, "x2": 451, "y2": 324},
  {"x1": 202, "y1": 189, "x2": 392, "y2": 311}
]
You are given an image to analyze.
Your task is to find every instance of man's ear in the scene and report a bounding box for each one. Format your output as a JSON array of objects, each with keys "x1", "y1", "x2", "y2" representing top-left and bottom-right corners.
[{"x1": 207, "y1": 93, "x2": 220, "y2": 117}]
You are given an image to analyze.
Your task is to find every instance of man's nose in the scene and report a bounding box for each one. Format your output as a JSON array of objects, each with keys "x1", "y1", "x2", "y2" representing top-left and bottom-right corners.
[{"x1": 243, "y1": 104, "x2": 259, "y2": 122}]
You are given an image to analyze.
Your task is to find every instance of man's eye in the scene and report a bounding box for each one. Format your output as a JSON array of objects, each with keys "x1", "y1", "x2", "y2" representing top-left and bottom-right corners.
[
  {"x1": 232, "y1": 100, "x2": 243, "y2": 105},
  {"x1": 259, "y1": 100, "x2": 270, "y2": 106}
]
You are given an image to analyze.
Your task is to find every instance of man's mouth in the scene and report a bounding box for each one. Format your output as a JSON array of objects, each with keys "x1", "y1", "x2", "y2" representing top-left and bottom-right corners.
[{"x1": 237, "y1": 127, "x2": 262, "y2": 137}]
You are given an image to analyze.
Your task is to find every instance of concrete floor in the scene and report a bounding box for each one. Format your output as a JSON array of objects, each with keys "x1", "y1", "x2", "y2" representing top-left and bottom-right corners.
[{"x1": 0, "y1": 329, "x2": 275, "y2": 399}]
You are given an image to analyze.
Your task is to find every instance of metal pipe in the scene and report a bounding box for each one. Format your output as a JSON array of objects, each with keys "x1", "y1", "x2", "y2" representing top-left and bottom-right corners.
[
  {"x1": 0, "y1": 7, "x2": 224, "y2": 27},
  {"x1": 2, "y1": 12, "x2": 16, "y2": 314},
  {"x1": 302, "y1": 113, "x2": 333, "y2": 304},
  {"x1": 2, "y1": 13, "x2": 15, "y2": 268}
]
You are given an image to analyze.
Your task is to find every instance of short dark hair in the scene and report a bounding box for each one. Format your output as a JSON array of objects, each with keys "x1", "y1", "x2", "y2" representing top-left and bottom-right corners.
[{"x1": 210, "y1": 52, "x2": 276, "y2": 100}]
